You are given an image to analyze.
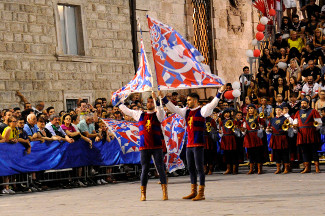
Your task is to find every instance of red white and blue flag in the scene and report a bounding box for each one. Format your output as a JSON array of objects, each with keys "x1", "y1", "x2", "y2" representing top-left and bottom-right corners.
[
  {"x1": 103, "y1": 114, "x2": 186, "y2": 172},
  {"x1": 161, "y1": 114, "x2": 186, "y2": 172},
  {"x1": 103, "y1": 119, "x2": 140, "y2": 154},
  {"x1": 111, "y1": 36, "x2": 153, "y2": 106},
  {"x1": 147, "y1": 16, "x2": 224, "y2": 90}
]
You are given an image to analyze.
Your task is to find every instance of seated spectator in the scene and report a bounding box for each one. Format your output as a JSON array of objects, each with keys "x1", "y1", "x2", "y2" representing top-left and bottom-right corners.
[
  {"x1": 315, "y1": 90, "x2": 325, "y2": 114},
  {"x1": 45, "y1": 115, "x2": 74, "y2": 143},
  {"x1": 292, "y1": 14, "x2": 306, "y2": 36},
  {"x1": 0, "y1": 110, "x2": 13, "y2": 134},
  {"x1": 319, "y1": 74, "x2": 325, "y2": 91},
  {"x1": 274, "y1": 77, "x2": 289, "y2": 101},
  {"x1": 288, "y1": 31, "x2": 305, "y2": 52},
  {"x1": 274, "y1": 94, "x2": 285, "y2": 109},
  {"x1": 286, "y1": 58, "x2": 302, "y2": 83},
  {"x1": 305, "y1": 14, "x2": 319, "y2": 39},
  {"x1": 302, "y1": 59, "x2": 321, "y2": 82},
  {"x1": 78, "y1": 113, "x2": 100, "y2": 141},
  {"x1": 301, "y1": 0, "x2": 321, "y2": 20},
  {"x1": 240, "y1": 96, "x2": 252, "y2": 117},
  {"x1": 61, "y1": 114, "x2": 92, "y2": 147},
  {"x1": 313, "y1": 28, "x2": 323, "y2": 49},
  {"x1": 273, "y1": 33, "x2": 289, "y2": 50},
  {"x1": 256, "y1": 65, "x2": 269, "y2": 96},
  {"x1": 301, "y1": 44, "x2": 320, "y2": 68},
  {"x1": 287, "y1": 47, "x2": 302, "y2": 64},
  {"x1": 260, "y1": 48, "x2": 275, "y2": 69},
  {"x1": 280, "y1": 16, "x2": 293, "y2": 36},
  {"x1": 301, "y1": 76, "x2": 319, "y2": 105},
  {"x1": 288, "y1": 76, "x2": 302, "y2": 100},
  {"x1": 319, "y1": 42, "x2": 325, "y2": 68},
  {"x1": 288, "y1": 92, "x2": 301, "y2": 116},
  {"x1": 247, "y1": 80, "x2": 259, "y2": 104},
  {"x1": 239, "y1": 66, "x2": 252, "y2": 99},
  {"x1": 24, "y1": 114, "x2": 41, "y2": 141}
]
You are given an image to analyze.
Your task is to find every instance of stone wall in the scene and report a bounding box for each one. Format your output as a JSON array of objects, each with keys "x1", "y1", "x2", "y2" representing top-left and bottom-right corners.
[{"x1": 0, "y1": 0, "x2": 134, "y2": 110}]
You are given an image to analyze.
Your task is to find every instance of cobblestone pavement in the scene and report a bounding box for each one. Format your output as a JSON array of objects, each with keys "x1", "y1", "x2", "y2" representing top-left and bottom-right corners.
[{"x1": 1, "y1": 166, "x2": 325, "y2": 216}]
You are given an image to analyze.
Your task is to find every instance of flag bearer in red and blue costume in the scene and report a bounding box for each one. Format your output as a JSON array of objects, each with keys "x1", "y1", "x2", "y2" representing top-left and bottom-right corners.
[
  {"x1": 266, "y1": 106, "x2": 290, "y2": 174},
  {"x1": 160, "y1": 85, "x2": 226, "y2": 201},
  {"x1": 219, "y1": 109, "x2": 238, "y2": 175},
  {"x1": 242, "y1": 104, "x2": 266, "y2": 175},
  {"x1": 293, "y1": 98, "x2": 322, "y2": 173},
  {"x1": 119, "y1": 92, "x2": 167, "y2": 201}
]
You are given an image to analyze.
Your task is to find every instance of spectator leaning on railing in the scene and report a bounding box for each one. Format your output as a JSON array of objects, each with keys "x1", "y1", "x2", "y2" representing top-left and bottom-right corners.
[{"x1": 45, "y1": 115, "x2": 74, "y2": 143}]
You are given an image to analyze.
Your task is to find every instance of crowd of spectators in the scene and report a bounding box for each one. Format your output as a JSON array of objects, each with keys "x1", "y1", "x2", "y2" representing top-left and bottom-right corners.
[{"x1": 240, "y1": 0, "x2": 325, "y2": 116}]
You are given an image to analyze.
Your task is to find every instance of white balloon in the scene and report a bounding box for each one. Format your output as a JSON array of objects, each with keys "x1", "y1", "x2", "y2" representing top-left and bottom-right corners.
[
  {"x1": 252, "y1": 39, "x2": 258, "y2": 46},
  {"x1": 246, "y1": 50, "x2": 254, "y2": 57},
  {"x1": 260, "y1": 16, "x2": 269, "y2": 25},
  {"x1": 232, "y1": 89, "x2": 241, "y2": 98},
  {"x1": 232, "y1": 81, "x2": 241, "y2": 90},
  {"x1": 278, "y1": 62, "x2": 287, "y2": 69}
]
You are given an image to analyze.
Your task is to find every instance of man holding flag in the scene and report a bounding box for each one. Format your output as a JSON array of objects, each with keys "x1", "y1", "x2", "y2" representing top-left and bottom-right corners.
[
  {"x1": 119, "y1": 92, "x2": 167, "y2": 201},
  {"x1": 160, "y1": 85, "x2": 225, "y2": 201}
]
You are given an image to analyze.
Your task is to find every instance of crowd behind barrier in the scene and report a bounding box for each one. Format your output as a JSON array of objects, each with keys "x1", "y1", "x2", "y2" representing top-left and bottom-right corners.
[{"x1": 3, "y1": 1, "x2": 325, "y2": 194}]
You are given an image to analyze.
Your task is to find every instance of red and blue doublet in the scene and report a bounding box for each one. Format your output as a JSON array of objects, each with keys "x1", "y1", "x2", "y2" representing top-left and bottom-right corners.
[
  {"x1": 243, "y1": 116, "x2": 265, "y2": 148},
  {"x1": 185, "y1": 108, "x2": 205, "y2": 148},
  {"x1": 294, "y1": 108, "x2": 321, "y2": 145},
  {"x1": 268, "y1": 116, "x2": 288, "y2": 150},
  {"x1": 138, "y1": 112, "x2": 163, "y2": 151},
  {"x1": 219, "y1": 119, "x2": 237, "y2": 150}
]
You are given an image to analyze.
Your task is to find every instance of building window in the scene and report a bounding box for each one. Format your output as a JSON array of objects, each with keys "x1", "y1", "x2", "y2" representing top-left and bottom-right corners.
[
  {"x1": 57, "y1": 4, "x2": 84, "y2": 55},
  {"x1": 191, "y1": 0, "x2": 213, "y2": 71}
]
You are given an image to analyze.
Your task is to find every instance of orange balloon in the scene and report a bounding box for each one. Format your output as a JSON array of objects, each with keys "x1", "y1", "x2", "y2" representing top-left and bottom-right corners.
[
  {"x1": 269, "y1": 9, "x2": 276, "y2": 16},
  {"x1": 257, "y1": 24, "x2": 265, "y2": 32},
  {"x1": 256, "y1": 32, "x2": 264, "y2": 41},
  {"x1": 224, "y1": 90, "x2": 234, "y2": 100},
  {"x1": 253, "y1": 49, "x2": 261, "y2": 57}
]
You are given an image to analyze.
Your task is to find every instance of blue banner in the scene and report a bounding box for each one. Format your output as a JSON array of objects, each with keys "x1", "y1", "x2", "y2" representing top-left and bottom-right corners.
[{"x1": 0, "y1": 138, "x2": 140, "y2": 177}]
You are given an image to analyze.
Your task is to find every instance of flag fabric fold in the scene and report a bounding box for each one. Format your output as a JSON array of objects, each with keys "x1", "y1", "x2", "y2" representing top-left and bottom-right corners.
[
  {"x1": 147, "y1": 15, "x2": 224, "y2": 90},
  {"x1": 111, "y1": 37, "x2": 153, "y2": 106},
  {"x1": 161, "y1": 114, "x2": 186, "y2": 172}
]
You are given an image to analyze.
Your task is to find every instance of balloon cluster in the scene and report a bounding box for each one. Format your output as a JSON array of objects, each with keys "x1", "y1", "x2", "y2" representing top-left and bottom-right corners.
[
  {"x1": 224, "y1": 82, "x2": 241, "y2": 100},
  {"x1": 246, "y1": 9, "x2": 276, "y2": 60}
]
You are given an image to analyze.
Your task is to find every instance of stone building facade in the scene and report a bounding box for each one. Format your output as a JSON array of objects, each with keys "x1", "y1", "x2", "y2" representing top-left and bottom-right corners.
[{"x1": 0, "y1": 0, "x2": 257, "y2": 110}]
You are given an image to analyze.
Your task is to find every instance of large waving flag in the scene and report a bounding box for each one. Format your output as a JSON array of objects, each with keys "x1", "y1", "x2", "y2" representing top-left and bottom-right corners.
[
  {"x1": 111, "y1": 36, "x2": 153, "y2": 106},
  {"x1": 147, "y1": 16, "x2": 224, "y2": 90},
  {"x1": 161, "y1": 114, "x2": 186, "y2": 173}
]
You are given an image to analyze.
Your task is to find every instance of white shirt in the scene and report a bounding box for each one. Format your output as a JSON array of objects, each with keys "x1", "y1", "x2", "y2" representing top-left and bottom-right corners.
[{"x1": 301, "y1": 83, "x2": 319, "y2": 97}]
